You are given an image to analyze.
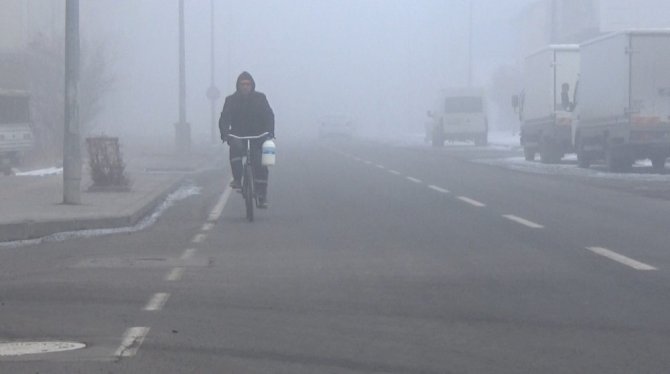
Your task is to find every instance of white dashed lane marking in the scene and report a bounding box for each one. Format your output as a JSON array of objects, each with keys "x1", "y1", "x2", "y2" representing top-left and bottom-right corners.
[
  {"x1": 502, "y1": 215, "x2": 544, "y2": 229},
  {"x1": 201, "y1": 222, "x2": 214, "y2": 232},
  {"x1": 207, "y1": 185, "x2": 233, "y2": 222},
  {"x1": 115, "y1": 327, "x2": 150, "y2": 357},
  {"x1": 587, "y1": 247, "x2": 657, "y2": 271},
  {"x1": 333, "y1": 153, "x2": 661, "y2": 274},
  {"x1": 191, "y1": 233, "x2": 207, "y2": 243},
  {"x1": 180, "y1": 248, "x2": 197, "y2": 260},
  {"x1": 457, "y1": 196, "x2": 486, "y2": 207},
  {"x1": 144, "y1": 293, "x2": 170, "y2": 311},
  {"x1": 428, "y1": 185, "x2": 449, "y2": 194},
  {"x1": 165, "y1": 267, "x2": 184, "y2": 281}
]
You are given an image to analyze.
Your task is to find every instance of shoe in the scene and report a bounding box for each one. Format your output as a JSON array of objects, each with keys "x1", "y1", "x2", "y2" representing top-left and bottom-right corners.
[
  {"x1": 229, "y1": 179, "x2": 241, "y2": 189},
  {"x1": 257, "y1": 196, "x2": 268, "y2": 209}
]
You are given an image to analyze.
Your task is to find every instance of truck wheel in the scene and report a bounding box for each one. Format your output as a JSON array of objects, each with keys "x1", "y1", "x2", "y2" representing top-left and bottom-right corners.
[
  {"x1": 474, "y1": 133, "x2": 488, "y2": 146},
  {"x1": 651, "y1": 155, "x2": 667, "y2": 171},
  {"x1": 577, "y1": 142, "x2": 591, "y2": 168},
  {"x1": 431, "y1": 126, "x2": 444, "y2": 147},
  {"x1": 539, "y1": 141, "x2": 561, "y2": 164},
  {"x1": 523, "y1": 147, "x2": 536, "y2": 161},
  {"x1": 606, "y1": 147, "x2": 632, "y2": 172},
  {"x1": 431, "y1": 133, "x2": 443, "y2": 147}
]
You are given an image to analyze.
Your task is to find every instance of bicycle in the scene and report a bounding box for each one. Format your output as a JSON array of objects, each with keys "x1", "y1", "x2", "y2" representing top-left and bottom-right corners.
[{"x1": 227, "y1": 132, "x2": 269, "y2": 222}]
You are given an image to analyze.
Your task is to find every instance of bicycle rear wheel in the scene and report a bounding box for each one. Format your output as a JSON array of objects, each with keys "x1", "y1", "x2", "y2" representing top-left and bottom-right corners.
[{"x1": 243, "y1": 165, "x2": 254, "y2": 222}]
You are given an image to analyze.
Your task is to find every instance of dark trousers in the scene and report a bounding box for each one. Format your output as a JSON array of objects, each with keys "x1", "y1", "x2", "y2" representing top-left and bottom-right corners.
[{"x1": 229, "y1": 138, "x2": 269, "y2": 197}]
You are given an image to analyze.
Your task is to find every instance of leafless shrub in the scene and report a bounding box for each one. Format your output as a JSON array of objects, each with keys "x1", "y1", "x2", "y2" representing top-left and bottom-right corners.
[{"x1": 86, "y1": 136, "x2": 129, "y2": 190}]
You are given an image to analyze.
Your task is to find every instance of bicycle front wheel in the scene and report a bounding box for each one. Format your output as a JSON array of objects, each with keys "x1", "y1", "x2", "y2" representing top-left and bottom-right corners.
[{"x1": 243, "y1": 165, "x2": 254, "y2": 222}]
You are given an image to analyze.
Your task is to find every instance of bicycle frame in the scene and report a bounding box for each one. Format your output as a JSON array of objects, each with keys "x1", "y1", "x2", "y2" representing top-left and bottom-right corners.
[{"x1": 227, "y1": 132, "x2": 269, "y2": 221}]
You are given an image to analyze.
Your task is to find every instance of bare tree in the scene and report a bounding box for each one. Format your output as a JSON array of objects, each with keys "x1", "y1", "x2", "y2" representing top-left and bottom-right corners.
[{"x1": 26, "y1": 33, "x2": 115, "y2": 161}]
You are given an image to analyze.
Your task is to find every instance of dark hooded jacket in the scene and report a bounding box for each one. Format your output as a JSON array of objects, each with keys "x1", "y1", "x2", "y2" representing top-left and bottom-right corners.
[{"x1": 219, "y1": 71, "x2": 275, "y2": 139}]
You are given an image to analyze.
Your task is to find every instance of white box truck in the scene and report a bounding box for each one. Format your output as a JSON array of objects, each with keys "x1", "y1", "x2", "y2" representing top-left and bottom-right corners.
[
  {"x1": 427, "y1": 87, "x2": 488, "y2": 147},
  {"x1": 514, "y1": 45, "x2": 580, "y2": 163},
  {"x1": 574, "y1": 30, "x2": 670, "y2": 171}
]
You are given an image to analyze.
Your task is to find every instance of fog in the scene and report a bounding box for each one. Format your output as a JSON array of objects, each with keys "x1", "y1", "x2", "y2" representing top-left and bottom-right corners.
[{"x1": 78, "y1": 0, "x2": 535, "y2": 145}]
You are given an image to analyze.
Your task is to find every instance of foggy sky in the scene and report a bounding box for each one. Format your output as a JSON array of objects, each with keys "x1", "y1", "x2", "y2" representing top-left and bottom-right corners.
[{"x1": 78, "y1": 0, "x2": 536, "y2": 144}]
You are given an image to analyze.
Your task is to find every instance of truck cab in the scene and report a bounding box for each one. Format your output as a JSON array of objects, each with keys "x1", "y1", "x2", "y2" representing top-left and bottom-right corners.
[{"x1": 513, "y1": 45, "x2": 580, "y2": 163}]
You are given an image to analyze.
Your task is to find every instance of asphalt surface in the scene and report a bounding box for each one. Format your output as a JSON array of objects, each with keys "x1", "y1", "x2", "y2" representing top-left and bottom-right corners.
[{"x1": 1, "y1": 138, "x2": 670, "y2": 373}]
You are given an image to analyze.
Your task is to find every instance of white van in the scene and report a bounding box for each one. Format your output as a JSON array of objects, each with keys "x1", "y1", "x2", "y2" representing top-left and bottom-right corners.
[{"x1": 428, "y1": 87, "x2": 488, "y2": 147}]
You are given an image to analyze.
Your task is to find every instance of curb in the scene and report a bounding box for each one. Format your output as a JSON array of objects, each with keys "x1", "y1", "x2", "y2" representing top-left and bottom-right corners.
[{"x1": 0, "y1": 174, "x2": 188, "y2": 243}]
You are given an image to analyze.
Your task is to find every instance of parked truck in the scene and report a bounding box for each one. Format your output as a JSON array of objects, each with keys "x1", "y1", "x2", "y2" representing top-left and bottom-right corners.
[
  {"x1": 0, "y1": 89, "x2": 34, "y2": 174},
  {"x1": 573, "y1": 30, "x2": 670, "y2": 171},
  {"x1": 427, "y1": 87, "x2": 488, "y2": 147},
  {"x1": 513, "y1": 45, "x2": 580, "y2": 163}
]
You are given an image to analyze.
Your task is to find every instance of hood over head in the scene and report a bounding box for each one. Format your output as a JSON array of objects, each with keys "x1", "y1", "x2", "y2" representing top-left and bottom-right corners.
[{"x1": 236, "y1": 71, "x2": 256, "y2": 92}]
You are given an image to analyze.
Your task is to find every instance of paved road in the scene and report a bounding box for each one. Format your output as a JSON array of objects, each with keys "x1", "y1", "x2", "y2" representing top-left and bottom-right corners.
[{"x1": 1, "y1": 139, "x2": 670, "y2": 373}]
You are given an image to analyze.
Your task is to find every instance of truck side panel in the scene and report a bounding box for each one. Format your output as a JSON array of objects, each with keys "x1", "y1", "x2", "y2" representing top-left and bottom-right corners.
[
  {"x1": 630, "y1": 34, "x2": 670, "y2": 124},
  {"x1": 523, "y1": 49, "x2": 554, "y2": 121},
  {"x1": 577, "y1": 33, "x2": 629, "y2": 128}
]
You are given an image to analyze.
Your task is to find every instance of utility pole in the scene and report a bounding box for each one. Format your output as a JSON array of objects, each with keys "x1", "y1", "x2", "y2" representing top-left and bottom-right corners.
[
  {"x1": 175, "y1": 0, "x2": 191, "y2": 153},
  {"x1": 207, "y1": 0, "x2": 221, "y2": 143},
  {"x1": 63, "y1": 0, "x2": 81, "y2": 204},
  {"x1": 550, "y1": 0, "x2": 558, "y2": 43},
  {"x1": 467, "y1": 0, "x2": 473, "y2": 87}
]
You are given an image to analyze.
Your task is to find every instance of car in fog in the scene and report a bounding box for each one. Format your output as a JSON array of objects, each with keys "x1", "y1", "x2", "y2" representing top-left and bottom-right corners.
[
  {"x1": 318, "y1": 115, "x2": 355, "y2": 140},
  {"x1": 0, "y1": 89, "x2": 34, "y2": 174}
]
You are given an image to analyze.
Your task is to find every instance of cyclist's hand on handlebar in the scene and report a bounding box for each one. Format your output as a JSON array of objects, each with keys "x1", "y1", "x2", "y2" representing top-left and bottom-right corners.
[{"x1": 221, "y1": 134, "x2": 228, "y2": 144}]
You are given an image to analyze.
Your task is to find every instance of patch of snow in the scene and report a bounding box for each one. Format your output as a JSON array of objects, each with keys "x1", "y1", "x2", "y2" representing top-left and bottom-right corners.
[
  {"x1": 15, "y1": 167, "x2": 63, "y2": 177},
  {"x1": 488, "y1": 131, "x2": 520, "y2": 149},
  {"x1": 477, "y1": 156, "x2": 670, "y2": 181}
]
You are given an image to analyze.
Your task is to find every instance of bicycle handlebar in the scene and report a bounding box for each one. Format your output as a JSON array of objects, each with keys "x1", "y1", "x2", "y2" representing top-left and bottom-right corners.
[{"x1": 227, "y1": 132, "x2": 270, "y2": 140}]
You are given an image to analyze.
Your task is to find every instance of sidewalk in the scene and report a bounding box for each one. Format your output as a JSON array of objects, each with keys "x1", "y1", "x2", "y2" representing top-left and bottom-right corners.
[{"x1": 0, "y1": 142, "x2": 225, "y2": 243}]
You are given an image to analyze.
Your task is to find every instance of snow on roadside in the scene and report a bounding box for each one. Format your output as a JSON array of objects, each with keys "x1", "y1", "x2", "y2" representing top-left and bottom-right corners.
[
  {"x1": 477, "y1": 156, "x2": 670, "y2": 181},
  {"x1": 15, "y1": 167, "x2": 63, "y2": 177}
]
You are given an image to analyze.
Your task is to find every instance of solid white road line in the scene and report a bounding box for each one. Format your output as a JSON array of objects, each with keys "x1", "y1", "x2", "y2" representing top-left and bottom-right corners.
[
  {"x1": 180, "y1": 248, "x2": 197, "y2": 260},
  {"x1": 207, "y1": 186, "x2": 233, "y2": 222},
  {"x1": 586, "y1": 247, "x2": 658, "y2": 271},
  {"x1": 191, "y1": 233, "x2": 207, "y2": 243},
  {"x1": 458, "y1": 196, "x2": 486, "y2": 207},
  {"x1": 165, "y1": 267, "x2": 184, "y2": 281},
  {"x1": 115, "y1": 327, "x2": 150, "y2": 357},
  {"x1": 388, "y1": 169, "x2": 401, "y2": 175},
  {"x1": 144, "y1": 293, "x2": 170, "y2": 311},
  {"x1": 428, "y1": 185, "x2": 450, "y2": 194},
  {"x1": 503, "y1": 215, "x2": 544, "y2": 229},
  {"x1": 406, "y1": 176, "x2": 422, "y2": 184}
]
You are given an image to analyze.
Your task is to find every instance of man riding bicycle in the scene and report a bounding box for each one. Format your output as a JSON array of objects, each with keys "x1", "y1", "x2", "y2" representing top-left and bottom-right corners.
[{"x1": 219, "y1": 71, "x2": 275, "y2": 208}]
